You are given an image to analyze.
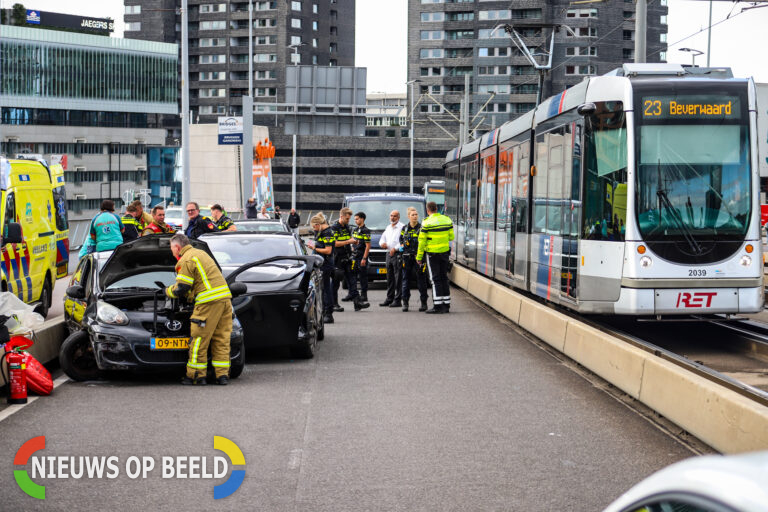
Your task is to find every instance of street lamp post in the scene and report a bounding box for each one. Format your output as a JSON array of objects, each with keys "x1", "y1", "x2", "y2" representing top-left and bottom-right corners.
[
  {"x1": 679, "y1": 47, "x2": 704, "y2": 66},
  {"x1": 406, "y1": 79, "x2": 421, "y2": 195},
  {"x1": 181, "y1": 0, "x2": 190, "y2": 228},
  {"x1": 287, "y1": 42, "x2": 306, "y2": 210}
]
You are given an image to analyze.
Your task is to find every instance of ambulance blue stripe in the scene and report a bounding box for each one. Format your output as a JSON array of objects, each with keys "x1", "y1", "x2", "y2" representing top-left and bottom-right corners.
[
  {"x1": 20, "y1": 254, "x2": 29, "y2": 275},
  {"x1": 26, "y1": 277, "x2": 32, "y2": 302},
  {"x1": 10, "y1": 256, "x2": 18, "y2": 276},
  {"x1": 14, "y1": 278, "x2": 22, "y2": 300}
]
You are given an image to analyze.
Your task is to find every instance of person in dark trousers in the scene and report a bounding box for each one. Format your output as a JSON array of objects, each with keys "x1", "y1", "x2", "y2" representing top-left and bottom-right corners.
[
  {"x1": 245, "y1": 197, "x2": 258, "y2": 219},
  {"x1": 399, "y1": 207, "x2": 429, "y2": 312},
  {"x1": 350, "y1": 211, "x2": 371, "y2": 303},
  {"x1": 330, "y1": 208, "x2": 355, "y2": 312},
  {"x1": 417, "y1": 201, "x2": 454, "y2": 314},
  {"x1": 378, "y1": 210, "x2": 404, "y2": 307},
  {"x1": 287, "y1": 208, "x2": 301, "y2": 234},
  {"x1": 121, "y1": 203, "x2": 142, "y2": 242},
  {"x1": 274, "y1": 205, "x2": 281, "y2": 220},
  {"x1": 308, "y1": 213, "x2": 336, "y2": 324},
  {"x1": 184, "y1": 202, "x2": 216, "y2": 240}
]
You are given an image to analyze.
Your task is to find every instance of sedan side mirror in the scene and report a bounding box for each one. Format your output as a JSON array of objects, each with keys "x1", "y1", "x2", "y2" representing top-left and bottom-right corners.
[
  {"x1": 4, "y1": 222, "x2": 22, "y2": 244},
  {"x1": 229, "y1": 282, "x2": 247, "y2": 297},
  {"x1": 66, "y1": 285, "x2": 85, "y2": 300}
]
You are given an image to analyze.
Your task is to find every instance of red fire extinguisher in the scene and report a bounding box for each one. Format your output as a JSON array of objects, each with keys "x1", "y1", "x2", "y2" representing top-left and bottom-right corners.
[{"x1": 3, "y1": 336, "x2": 34, "y2": 405}]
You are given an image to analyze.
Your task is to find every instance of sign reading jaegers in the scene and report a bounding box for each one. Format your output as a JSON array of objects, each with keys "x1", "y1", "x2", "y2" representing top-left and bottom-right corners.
[
  {"x1": 25, "y1": 10, "x2": 114, "y2": 34},
  {"x1": 642, "y1": 95, "x2": 741, "y2": 120}
]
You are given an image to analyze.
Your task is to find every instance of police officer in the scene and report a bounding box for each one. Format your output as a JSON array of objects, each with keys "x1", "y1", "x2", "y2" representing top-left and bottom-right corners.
[
  {"x1": 399, "y1": 207, "x2": 429, "y2": 312},
  {"x1": 309, "y1": 213, "x2": 336, "y2": 324},
  {"x1": 166, "y1": 233, "x2": 233, "y2": 385},
  {"x1": 350, "y1": 211, "x2": 371, "y2": 304},
  {"x1": 416, "y1": 201, "x2": 454, "y2": 314},
  {"x1": 211, "y1": 204, "x2": 237, "y2": 232},
  {"x1": 331, "y1": 208, "x2": 356, "y2": 312},
  {"x1": 184, "y1": 202, "x2": 216, "y2": 239},
  {"x1": 142, "y1": 205, "x2": 175, "y2": 235},
  {"x1": 121, "y1": 203, "x2": 142, "y2": 242}
]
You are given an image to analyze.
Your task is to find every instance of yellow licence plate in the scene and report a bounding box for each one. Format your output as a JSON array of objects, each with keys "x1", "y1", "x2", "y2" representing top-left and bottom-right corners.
[
  {"x1": 377, "y1": 268, "x2": 387, "y2": 274},
  {"x1": 150, "y1": 337, "x2": 190, "y2": 350}
]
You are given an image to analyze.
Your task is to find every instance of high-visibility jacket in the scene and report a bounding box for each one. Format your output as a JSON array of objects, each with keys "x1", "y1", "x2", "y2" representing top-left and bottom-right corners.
[
  {"x1": 215, "y1": 215, "x2": 235, "y2": 231},
  {"x1": 331, "y1": 221, "x2": 352, "y2": 259},
  {"x1": 417, "y1": 213, "x2": 454, "y2": 260},
  {"x1": 166, "y1": 245, "x2": 232, "y2": 305}
]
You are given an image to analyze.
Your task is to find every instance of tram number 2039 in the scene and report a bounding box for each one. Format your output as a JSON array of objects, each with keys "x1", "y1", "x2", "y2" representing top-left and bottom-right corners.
[{"x1": 688, "y1": 269, "x2": 707, "y2": 277}]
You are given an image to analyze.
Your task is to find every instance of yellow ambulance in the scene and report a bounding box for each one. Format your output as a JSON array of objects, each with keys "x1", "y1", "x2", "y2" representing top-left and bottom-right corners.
[{"x1": 0, "y1": 157, "x2": 59, "y2": 317}]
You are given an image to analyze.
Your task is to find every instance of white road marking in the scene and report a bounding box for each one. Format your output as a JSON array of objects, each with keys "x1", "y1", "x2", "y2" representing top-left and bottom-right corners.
[{"x1": 0, "y1": 374, "x2": 70, "y2": 424}]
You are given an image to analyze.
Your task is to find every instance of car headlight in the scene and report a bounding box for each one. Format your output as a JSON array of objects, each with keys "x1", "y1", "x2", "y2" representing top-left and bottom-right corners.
[
  {"x1": 740, "y1": 255, "x2": 752, "y2": 267},
  {"x1": 639, "y1": 256, "x2": 652, "y2": 268},
  {"x1": 97, "y1": 301, "x2": 129, "y2": 325}
]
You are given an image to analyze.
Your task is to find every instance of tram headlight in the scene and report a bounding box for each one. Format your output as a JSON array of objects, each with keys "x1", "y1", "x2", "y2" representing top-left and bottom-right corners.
[
  {"x1": 740, "y1": 255, "x2": 752, "y2": 267},
  {"x1": 639, "y1": 256, "x2": 652, "y2": 268}
]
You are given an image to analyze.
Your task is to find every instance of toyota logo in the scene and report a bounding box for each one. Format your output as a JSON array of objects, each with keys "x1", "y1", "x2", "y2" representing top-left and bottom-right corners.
[{"x1": 165, "y1": 320, "x2": 183, "y2": 332}]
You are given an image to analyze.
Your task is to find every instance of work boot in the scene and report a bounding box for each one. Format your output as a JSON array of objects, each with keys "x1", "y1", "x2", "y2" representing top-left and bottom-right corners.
[
  {"x1": 216, "y1": 376, "x2": 229, "y2": 386},
  {"x1": 341, "y1": 294, "x2": 355, "y2": 302},
  {"x1": 181, "y1": 377, "x2": 207, "y2": 385},
  {"x1": 419, "y1": 300, "x2": 428, "y2": 312},
  {"x1": 402, "y1": 300, "x2": 409, "y2": 312},
  {"x1": 333, "y1": 304, "x2": 344, "y2": 312},
  {"x1": 443, "y1": 304, "x2": 450, "y2": 314},
  {"x1": 425, "y1": 304, "x2": 444, "y2": 314},
  {"x1": 389, "y1": 300, "x2": 402, "y2": 308},
  {"x1": 361, "y1": 292, "x2": 368, "y2": 302},
  {"x1": 379, "y1": 300, "x2": 392, "y2": 307},
  {"x1": 353, "y1": 298, "x2": 370, "y2": 311},
  {"x1": 323, "y1": 313, "x2": 334, "y2": 324}
]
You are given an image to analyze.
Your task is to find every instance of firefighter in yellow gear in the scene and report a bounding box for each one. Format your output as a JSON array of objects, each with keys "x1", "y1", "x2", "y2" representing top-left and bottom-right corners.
[{"x1": 166, "y1": 233, "x2": 233, "y2": 385}]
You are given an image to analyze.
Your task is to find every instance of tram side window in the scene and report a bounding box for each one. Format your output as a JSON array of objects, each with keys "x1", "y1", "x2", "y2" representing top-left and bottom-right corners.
[
  {"x1": 533, "y1": 134, "x2": 549, "y2": 233},
  {"x1": 2, "y1": 192, "x2": 16, "y2": 243},
  {"x1": 582, "y1": 101, "x2": 627, "y2": 241}
]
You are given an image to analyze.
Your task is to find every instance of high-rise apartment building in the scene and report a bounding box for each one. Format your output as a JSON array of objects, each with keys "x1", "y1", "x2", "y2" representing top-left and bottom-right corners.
[
  {"x1": 408, "y1": 0, "x2": 668, "y2": 143},
  {"x1": 124, "y1": 0, "x2": 355, "y2": 124}
]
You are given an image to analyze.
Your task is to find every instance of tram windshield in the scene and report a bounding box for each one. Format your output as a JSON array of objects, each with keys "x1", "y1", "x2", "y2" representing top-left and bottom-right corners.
[{"x1": 635, "y1": 84, "x2": 751, "y2": 243}]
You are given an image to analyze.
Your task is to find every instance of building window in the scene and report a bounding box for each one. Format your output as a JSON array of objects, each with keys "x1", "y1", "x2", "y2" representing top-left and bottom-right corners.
[
  {"x1": 255, "y1": 1, "x2": 276, "y2": 10},
  {"x1": 199, "y1": 88, "x2": 227, "y2": 98},
  {"x1": 622, "y1": 48, "x2": 634, "y2": 60},
  {"x1": 660, "y1": 15, "x2": 667, "y2": 25},
  {"x1": 200, "y1": 20, "x2": 227, "y2": 30},
  {"x1": 623, "y1": 30, "x2": 633, "y2": 41},
  {"x1": 419, "y1": 67, "x2": 442, "y2": 77},
  {"x1": 478, "y1": 47, "x2": 508, "y2": 57},
  {"x1": 660, "y1": 33, "x2": 667, "y2": 42},
  {"x1": 445, "y1": 66, "x2": 472, "y2": 77},
  {"x1": 312, "y1": 55, "x2": 318, "y2": 64},
  {"x1": 312, "y1": 38, "x2": 318, "y2": 47},
  {"x1": 447, "y1": 12, "x2": 473, "y2": 21},
  {"x1": 256, "y1": 88, "x2": 277, "y2": 97},
  {"x1": 292, "y1": 1, "x2": 301, "y2": 11},
  {"x1": 199, "y1": 105, "x2": 227, "y2": 115},
  {"x1": 255, "y1": 35, "x2": 276, "y2": 45},
  {"x1": 419, "y1": 48, "x2": 444, "y2": 59},
  {"x1": 478, "y1": 29, "x2": 505, "y2": 39},
  {"x1": 513, "y1": 8, "x2": 541, "y2": 19},
  {"x1": 291, "y1": 18, "x2": 301, "y2": 28},
  {"x1": 125, "y1": 5, "x2": 141, "y2": 14},
  {"x1": 199, "y1": 3, "x2": 226, "y2": 13},
  {"x1": 477, "y1": 84, "x2": 510, "y2": 94},
  {"x1": 565, "y1": 65, "x2": 595, "y2": 76},
  {"x1": 479, "y1": 10, "x2": 510, "y2": 21},
  {"x1": 312, "y1": 21, "x2": 318, "y2": 30},
  {"x1": 125, "y1": 22, "x2": 141, "y2": 31},
  {"x1": 566, "y1": 27, "x2": 597, "y2": 37},
  {"x1": 313, "y1": 4, "x2": 318, "y2": 13},
  {"x1": 623, "y1": 11, "x2": 634, "y2": 20},
  {"x1": 420, "y1": 30, "x2": 444, "y2": 40},
  {"x1": 199, "y1": 54, "x2": 226, "y2": 64},
  {"x1": 420, "y1": 12, "x2": 445, "y2": 22},
  {"x1": 565, "y1": 46, "x2": 597, "y2": 56},
  {"x1": 659, "y1": 51, "x2": 667, "y2": 61},
  {"x1": 446, "y1": 30, "x2": 473, "y2": 40},
  {"x1": 566, "y1": 8, "x2": 597, "y2": 18},
  {"x1": 199, "y1": 71, "x2": 227, "y2": 81},
  {"x1": 255, "y1": 18, "x2": 277, "y2": 28},
  {"x1": 254, "y1": 53, "x2": 277, "y2": 62},
  {"x1": 255, "y1": 70, "x2": 276, "y2": 80},
  {"x1": 330, "y1": 43, "x2": 337, "y2": 53},
  {"x1": 291, "y1": 35, "x2": 302, "y2": 45},
  {"x1": 200, "y1": 37, "x2": 226, "y2": 47}
]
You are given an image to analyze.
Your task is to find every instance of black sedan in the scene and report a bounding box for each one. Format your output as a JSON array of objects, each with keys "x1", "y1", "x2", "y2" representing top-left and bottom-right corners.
[
  {"x1": 60, "y1": 236, "x2": 246, "y2": 381},
  {"x1": 199, "y1": 232, "x2": 325, "y2": 358}
]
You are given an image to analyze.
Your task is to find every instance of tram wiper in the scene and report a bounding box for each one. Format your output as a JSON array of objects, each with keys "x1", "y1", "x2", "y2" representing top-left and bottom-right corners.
[{"x1": 657, "y1": 189, "x2": 703, "y2": 255}]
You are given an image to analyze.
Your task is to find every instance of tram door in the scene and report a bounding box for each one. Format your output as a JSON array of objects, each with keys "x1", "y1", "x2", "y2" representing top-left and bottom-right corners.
[
  {"x1": 560, "y1": 121, "x2": 582, "y2": 301},
  {"x1": 444, "y1": 160, "x2": 460, "y2": 255},
  {"x1": 494, "y1": 141, "x2": 514, "y2": 284},
  {"x1": 513, "y1": 139, "x2": 531, "y2": 285},
  {"x1": 456, "y1": 155, "x2": 476, "y2": 267},
  {"x1": 476, "y1": 147, "x2": 496, "y2": 277}
]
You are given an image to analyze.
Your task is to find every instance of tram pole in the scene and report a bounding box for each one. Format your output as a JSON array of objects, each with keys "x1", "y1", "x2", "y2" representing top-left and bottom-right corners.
[
  {"x1": 634, "y1": 0, "x2": 647, "y2": 63},
  {"x1": 181, "y1": 0, "x2": 191, "y2": 228}
]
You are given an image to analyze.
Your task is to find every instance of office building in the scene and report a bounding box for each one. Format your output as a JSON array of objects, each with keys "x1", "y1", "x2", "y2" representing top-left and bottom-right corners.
[
  {"x1": 0, "y1": 25, "x2": 178, "y2": 219},
  {"x1": 408, "y1": 0, "x2": 669, "y2": 143},
  {"x1": 124, "y1": 0, "x2": 355, "y2": 124}
]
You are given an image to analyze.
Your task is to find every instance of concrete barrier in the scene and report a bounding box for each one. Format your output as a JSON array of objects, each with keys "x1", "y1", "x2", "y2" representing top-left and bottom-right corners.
[
  {"x1": 0, "y1": 316, "x2": 66, "y2": 387},
  {"x1": 450, "y1": 264, "x2": 768, "y2": 453}
]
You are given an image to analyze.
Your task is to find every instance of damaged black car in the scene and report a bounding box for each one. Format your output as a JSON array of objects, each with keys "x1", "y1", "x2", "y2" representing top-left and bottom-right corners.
[{"x1": 60, "y1": 235, "x2": 246, "y2": 381}]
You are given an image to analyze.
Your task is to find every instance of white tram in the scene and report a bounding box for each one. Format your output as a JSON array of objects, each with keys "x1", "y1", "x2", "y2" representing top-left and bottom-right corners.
[{"x1": 444, "y1": 63, "x2": 763, "y2": 315}]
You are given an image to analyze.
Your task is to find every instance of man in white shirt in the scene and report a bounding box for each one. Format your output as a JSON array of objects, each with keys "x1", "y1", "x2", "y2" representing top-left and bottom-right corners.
[{"x1": 378, "y1": 210, "x2": 404, "y2": 307}]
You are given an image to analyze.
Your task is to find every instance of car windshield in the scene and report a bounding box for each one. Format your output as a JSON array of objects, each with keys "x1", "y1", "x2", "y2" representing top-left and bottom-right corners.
[
  {"x1": 236, "y1": 221, "x2": 289, "y2": 233},
  {"x1": 105, "y1": 270, "x2": 176, "y2": 291},
  {"x1": 346, "y1": 200, "x2": 426, "y2": 231},
  {"x1": 204, "y1": 236, "x2": 300, "y2": 266},
  {"x1": 165, "y1": 207, "x2": 183, "y2": 225}
]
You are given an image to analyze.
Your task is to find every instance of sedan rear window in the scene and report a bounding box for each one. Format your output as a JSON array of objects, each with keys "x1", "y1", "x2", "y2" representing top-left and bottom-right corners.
[{"x1": 205, "y1": 237, "x2": 300, "y2": 266}]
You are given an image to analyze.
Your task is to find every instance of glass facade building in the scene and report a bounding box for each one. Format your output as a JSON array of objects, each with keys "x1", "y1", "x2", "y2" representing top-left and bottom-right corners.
[{"x1": 0, "y1": 25, "x2": 177, "y2": 114}]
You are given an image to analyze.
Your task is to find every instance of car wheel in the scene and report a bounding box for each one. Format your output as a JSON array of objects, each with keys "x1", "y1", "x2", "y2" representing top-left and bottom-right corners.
[
  {"x1": 315, "y1": 301, "x2": 325, "y2": 341},
  {"x1": 290, "y1": 328, "x2": 317, "y2": 359},
  {"x1": 36, "y1": 276, "x2": 52, "y2": 319},
  {"x1": 59, "y1": 330, "x2": 100, "y2": 382},
  {"x1": 230, "y1": 343, "x2": 245, "y2": 379}
]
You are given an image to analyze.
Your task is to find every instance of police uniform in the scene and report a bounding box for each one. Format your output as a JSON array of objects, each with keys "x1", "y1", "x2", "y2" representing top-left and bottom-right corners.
[
  {"x1": 313, "y1": 226, "x2": 336, "y2": 321},
  {"x1": 417, "y1": 212, "x2": 454, "y2": 313},
  {"x1": 331, "y1": 220, "x2": 355, "y2": 307},
  {"x1": 185, "y1": 215, "x2": 216, "y2": 240},
  {"x1": 121, "y1": 214, "x2": 141, "y2": 242},
  {"x1": 215, "y1": 215, "x2": 235, "y2": 231},
  {"x1": 351, "y1": 224, "x2": 371, "y2": 302},
  {"x1": 166, "y1": 245, "x2": 233, "y2": 382},
  {"x1": 399, "y1": 222, "x2": 429, "y2": 311}
]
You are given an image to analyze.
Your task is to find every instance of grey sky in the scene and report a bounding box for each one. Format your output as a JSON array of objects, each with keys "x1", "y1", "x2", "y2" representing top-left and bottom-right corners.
[{"x1": 9, "y1": 0, "x2": 768, "y2": 92}]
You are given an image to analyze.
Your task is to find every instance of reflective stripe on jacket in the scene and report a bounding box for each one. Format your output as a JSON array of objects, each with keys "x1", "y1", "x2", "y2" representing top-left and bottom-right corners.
[
  {"x1": 417, "y1": 213, "x2": 454, "y2": 260},
  {"x1": 166, "y1": 246, "x2": 232, "y2": 305}
]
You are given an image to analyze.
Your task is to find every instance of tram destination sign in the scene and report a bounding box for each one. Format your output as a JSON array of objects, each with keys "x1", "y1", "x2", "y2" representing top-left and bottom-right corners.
[{"x1": 641, "y1": 95, "x2": 741, "y2": 120}]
